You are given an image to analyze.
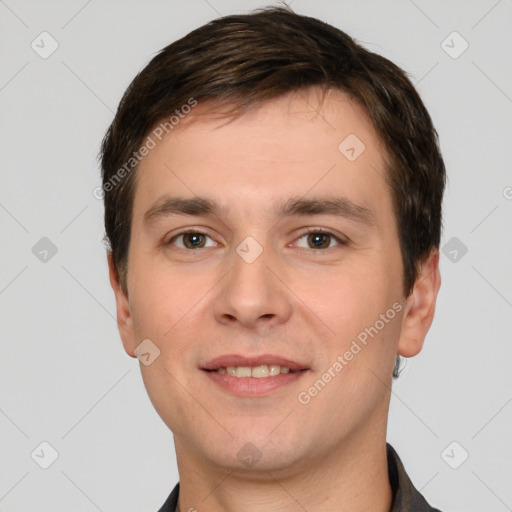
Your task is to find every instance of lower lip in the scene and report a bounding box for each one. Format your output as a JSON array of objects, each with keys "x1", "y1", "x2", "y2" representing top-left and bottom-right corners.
[{"x1": 203, "y1": 370, "x2": 308, "y2": 396}]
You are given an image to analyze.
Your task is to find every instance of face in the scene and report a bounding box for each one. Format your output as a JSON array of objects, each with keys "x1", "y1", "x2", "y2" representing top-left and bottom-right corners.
[{"x1": 110, "y1": 87, "x2": 440, "y2": 476}]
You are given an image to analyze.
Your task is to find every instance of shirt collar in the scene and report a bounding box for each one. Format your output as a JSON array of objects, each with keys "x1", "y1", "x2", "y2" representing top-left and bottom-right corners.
[{"x1": 387, "y1": 443, "x2": 442, "y2": 512}]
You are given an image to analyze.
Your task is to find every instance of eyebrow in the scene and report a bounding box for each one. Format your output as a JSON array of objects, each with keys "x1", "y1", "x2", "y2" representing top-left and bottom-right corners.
[{"x1": 143, "y1": 195, "x2": 374, "y2": 226}]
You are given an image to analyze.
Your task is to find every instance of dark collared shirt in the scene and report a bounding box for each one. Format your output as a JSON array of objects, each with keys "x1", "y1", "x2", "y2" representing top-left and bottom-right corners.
[{"x1": 157, "y1": 443, "x2": 442, "y2": 511}]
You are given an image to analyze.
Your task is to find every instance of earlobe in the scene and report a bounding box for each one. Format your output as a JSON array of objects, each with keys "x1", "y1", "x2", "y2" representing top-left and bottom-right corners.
[
  {"x1": 107, "y1": 253, "x2": 137, "y2": 358},
  {"x1": 397, "y1": 249, "x2": 441, "y2": 358}
]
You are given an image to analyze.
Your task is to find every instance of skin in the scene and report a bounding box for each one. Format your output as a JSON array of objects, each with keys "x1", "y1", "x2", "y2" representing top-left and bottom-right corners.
[{"x1": 109, "y1": 87, "x2": 441, "y2": 512}]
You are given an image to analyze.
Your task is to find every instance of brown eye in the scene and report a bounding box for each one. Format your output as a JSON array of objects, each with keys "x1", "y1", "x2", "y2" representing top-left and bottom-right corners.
[
  {"x1": 307, "y1": 232, "x2": 331, "y2": 249},
  {"x1": 168, "y1": 231, "x2": 215, "y2": 249},
  {"x1": 295, "y1": 230, "x2": 346, "y2": 250},
  {"x1": 182, "y1": 233, "x2": 206, "y2": 248}
]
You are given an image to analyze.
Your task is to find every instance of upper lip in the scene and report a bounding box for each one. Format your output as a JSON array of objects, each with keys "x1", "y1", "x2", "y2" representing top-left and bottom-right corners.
[{"x1": 202, "y1": 354, "x2": 308, "y2": 372}]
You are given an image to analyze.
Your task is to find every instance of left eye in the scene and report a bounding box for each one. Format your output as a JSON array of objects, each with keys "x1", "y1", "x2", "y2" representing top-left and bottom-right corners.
[
  {"x1": 168, "y1": 232, "x2": 216, "y2": 249},
  {"x1": 295, "y1": 230, "x2": 345, "y2": 250}
]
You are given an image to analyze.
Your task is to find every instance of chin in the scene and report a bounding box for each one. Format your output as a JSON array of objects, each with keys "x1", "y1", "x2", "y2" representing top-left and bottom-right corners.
[{"x1": 199, "y1": 426, "x2": 309, "y2": 475}]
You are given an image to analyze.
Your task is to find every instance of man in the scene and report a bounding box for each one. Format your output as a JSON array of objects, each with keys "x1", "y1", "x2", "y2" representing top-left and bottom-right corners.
[{"x1": 100, "y1": 5, "x2": 445, "y2": 511}]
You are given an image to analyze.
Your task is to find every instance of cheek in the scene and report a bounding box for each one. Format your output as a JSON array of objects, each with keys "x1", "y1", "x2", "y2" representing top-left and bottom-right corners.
[
  {"x1": 295, "y1": 262, "x2": 388, "y2": 328},
  {"x1": 129, "y1": 253, "x2": 193, "y2": 333},
  {"x1": 296, "y1": 258, "x2": 402, "y2": 369}
]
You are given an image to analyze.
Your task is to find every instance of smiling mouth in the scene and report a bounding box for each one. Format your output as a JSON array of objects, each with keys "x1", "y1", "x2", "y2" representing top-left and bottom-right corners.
[
  {"x1": 202, "y1": 355, "x2": 309, "y2": 395},
  {"x1": 205, "y1": 364, "x2": 305, "y2": 378}
]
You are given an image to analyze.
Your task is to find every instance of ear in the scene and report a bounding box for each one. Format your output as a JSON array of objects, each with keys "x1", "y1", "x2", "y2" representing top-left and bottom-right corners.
[
  {"x1": 107, "y1": 253, "x2": 137, "y2": 358},
  {"x1": 397, "y1": 249, "x2": 441, "y2": 358}
]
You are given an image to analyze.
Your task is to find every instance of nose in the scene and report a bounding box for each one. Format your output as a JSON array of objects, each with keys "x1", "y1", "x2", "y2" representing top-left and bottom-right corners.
[{"x1": 212, "y1": 240, "x2": 293, "y2": 331}]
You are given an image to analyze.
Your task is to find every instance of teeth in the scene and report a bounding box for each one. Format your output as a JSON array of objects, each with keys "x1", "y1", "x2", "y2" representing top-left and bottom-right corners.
[
  {"x1": 236, "y1": 366, "x2": 252, "y2": 378},
  {"x1": 215, "y1": 365, "x2": 292, "y2": 378},
  {"x1": 269, "y1": 365, "x2": 281, "y2": 376},
  {"x1": 252, "y1": 365, "x2": 269, "y2": 378}
]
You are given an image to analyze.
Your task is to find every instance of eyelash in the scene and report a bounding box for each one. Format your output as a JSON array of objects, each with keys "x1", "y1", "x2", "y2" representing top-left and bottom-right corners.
[
  {"x1": 298, "y1": 227, "x2": 348, "y2": 248},
  {"x1": 165, "y1": 227, "x2": 348, "y2": 250}
]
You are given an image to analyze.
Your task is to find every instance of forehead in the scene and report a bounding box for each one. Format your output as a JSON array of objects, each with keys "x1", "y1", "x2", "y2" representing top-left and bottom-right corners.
[{"x1": 133, "y1": 88, "x2": 391, "y2": 222}]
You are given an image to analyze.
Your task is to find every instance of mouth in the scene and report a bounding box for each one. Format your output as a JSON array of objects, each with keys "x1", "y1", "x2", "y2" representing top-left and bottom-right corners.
[
  {"x1": 206, "y1": 364, "x2": 299, "y2": 378},
  {"x1": 201, "y1": 355, "x2": 309, "y2": 396}
]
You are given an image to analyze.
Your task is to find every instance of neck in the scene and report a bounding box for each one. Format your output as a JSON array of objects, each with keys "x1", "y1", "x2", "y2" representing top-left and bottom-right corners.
[{"x1": 173, "y1": 431, "x2": 392, "y2": 512}]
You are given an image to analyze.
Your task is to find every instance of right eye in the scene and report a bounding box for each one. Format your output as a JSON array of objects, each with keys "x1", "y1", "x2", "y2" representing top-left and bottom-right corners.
[{"x1": 166, "y1": 231, "x2": 217, "y2": 250}]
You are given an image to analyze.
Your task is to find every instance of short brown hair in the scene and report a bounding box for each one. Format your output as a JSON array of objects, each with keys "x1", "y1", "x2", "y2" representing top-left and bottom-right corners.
[{"x1": 100, "y1": 6, "x2": 446, "y2": 375}]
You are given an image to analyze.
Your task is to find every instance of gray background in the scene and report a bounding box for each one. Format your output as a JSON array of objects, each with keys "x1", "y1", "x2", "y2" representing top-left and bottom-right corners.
[{"x1": 1, "y1": 0, "x2": 511, "y2": 510}]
